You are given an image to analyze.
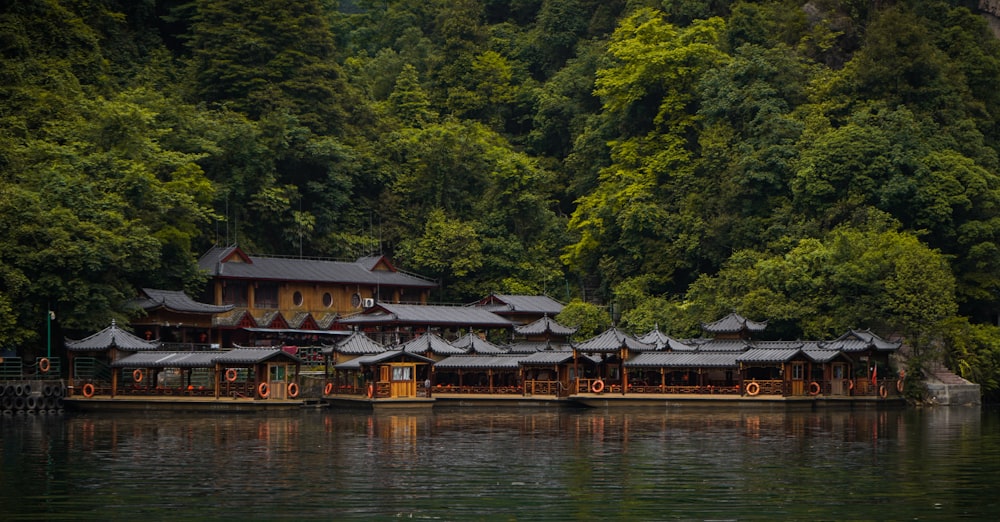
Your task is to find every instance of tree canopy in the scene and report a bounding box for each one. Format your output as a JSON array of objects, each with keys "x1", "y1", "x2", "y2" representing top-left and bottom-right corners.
[{"x1": 3, "y1": 0, "x2": 1000, "y2": 398}]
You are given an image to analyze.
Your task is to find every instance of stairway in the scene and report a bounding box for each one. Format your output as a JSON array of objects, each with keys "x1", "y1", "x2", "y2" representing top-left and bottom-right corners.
[{"x1": 924, "y1": 362, "x2": 981, "y2": 406}]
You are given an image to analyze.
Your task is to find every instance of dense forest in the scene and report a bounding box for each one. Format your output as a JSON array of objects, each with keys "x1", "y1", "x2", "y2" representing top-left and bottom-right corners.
[{"x1": 2, "y1": 0, "x2": 1000, "y2": 398}]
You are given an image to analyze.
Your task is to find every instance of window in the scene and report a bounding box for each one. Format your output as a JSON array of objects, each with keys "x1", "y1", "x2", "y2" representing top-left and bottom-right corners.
[
  {"x1": 293, "y1": 291, "x2": 303, "y2": 307},
  {"x1": 323, "y1": 292, "x2": 333, "y2": 308},
  {"x1": 222, "y1": 281, "x2": 247, "y2": 307},
  {"x1": 392, "y1": 366, "x2": 412, "y2": 381},
  {"x1": 255, "y1": 283, "x2": 278, "y2": 309},
  {"x1": 351, "y1": 293, "x2": 361, "y2": 308},
  {"x1": 791, "y1": 363, "x2": 804, "y2": 380}
]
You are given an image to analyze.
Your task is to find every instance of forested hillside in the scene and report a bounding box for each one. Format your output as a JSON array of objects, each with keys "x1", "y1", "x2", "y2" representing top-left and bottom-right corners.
[{"x1": 2, "y1": 0, "x2": 1000, "y2": 397}]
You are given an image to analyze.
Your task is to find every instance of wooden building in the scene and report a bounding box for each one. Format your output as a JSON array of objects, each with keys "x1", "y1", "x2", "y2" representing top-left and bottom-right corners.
[
  {"x1": 129, "y1": 288, "x2": 234, "y2": 348},
  {"x1": 197, "y1": 245, "x2": 436, "y2": 346}
]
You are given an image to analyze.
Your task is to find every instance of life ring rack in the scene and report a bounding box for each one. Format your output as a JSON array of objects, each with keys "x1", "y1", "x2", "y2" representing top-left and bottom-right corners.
[
  {"x1": 591, "y1": 379, "x2": 605, "y2": 393},
  {"x1": 745, "y1": 381, "x2": 760, "y2": 396}
]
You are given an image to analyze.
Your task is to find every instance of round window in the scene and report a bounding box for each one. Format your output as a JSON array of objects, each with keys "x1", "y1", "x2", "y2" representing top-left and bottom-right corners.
[
  {"x1": 323, "y1": 292, "x2": 333, "y2": 308},
  {"x1": 293, "y1": 291, "x2": 303, "y2": 307},
  {"x1": 351, "y1": 293, "x2": 361, "y2": 308}
]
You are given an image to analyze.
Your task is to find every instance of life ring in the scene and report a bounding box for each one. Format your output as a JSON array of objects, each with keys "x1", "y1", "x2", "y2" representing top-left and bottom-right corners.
[
  {"x1": 258, "y1": 382, "x2": 270, "y2": 398},
  {"x1": 225, "y1": 368, "x2": 238, "y2": 382},
  {"x1": 809, "y1": 381, "x2": 821, "y2": 396},
  {"x1": 848, "y1": 379, "x2": 854, "y2": 391},
  {"x1": 82, "y1": 383, "x2": 95, "y2": 398},
  {"x1": 591, "y1": 379, "x2": 605, "y2": 393},
  {"x1": 133, "y1": 369, "x2": 144, "y2": 383},
  {"x1": 366, "y1": 383, "x2": 374, "y2": 398},
  {"x1": 746, "y1": 381, "x2": 760, "y2": 396},
  {"x1": 879, "y1": 385, "x2": 888, "y2": 399},
  {"x1": 38, "y1": 358, "x2": 51, "y2": 373},
  {"x1": 896, "y1": 378, "x2": 904, "y2": 393},
  {"x1": 324, "y1": 382, "x2": 333, "y2": 395},
  {"x1": 287, "y1": 382, "x2": 300, "y2": 398}
]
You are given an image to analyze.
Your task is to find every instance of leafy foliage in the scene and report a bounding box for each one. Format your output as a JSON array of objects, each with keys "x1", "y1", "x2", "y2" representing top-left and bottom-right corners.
[{"x1": 3, "y1": 0, "x2": 1000, "y2": 392}]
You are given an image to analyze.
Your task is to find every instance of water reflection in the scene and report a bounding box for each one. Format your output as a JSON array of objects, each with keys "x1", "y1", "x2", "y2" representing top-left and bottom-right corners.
[{"x1": 1, "y1": 407, "x2": 997, "y2": 520}]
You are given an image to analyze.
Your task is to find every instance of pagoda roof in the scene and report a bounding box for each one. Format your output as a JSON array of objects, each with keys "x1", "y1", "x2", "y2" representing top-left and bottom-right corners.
[
  {"x1": 66, "y1": 320, "x2": 160, "y2": 352},
  {"x1": 574, "y1": 327, "x2": 653, "y2": 353},
  {"x1": 321, "y1": 331, "x2": 387, "y2": 356},
  {"x1": 451, "y1": 333, "x2": 506, "y2": 354},
  {"x1": 333, "y1": 350, "x2": 434, "y2": 370},
  {"x1": 400, "y1": 333, "x2": 467, "y2": 356},
  {"x1": 514, "y1": 315, "x2": 577, "y2": 337},
  {"x1": 132, "y1": 288, "x2": 234, "y2": 315},
  {"x1": 701, "y1": 313, "x2": 768, "y2": 334}
]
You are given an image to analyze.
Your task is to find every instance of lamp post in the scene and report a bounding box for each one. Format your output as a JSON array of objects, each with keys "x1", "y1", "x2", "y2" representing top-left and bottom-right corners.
[{"x1": 47, "y1": 310, "x2": 55, "y2": 358}]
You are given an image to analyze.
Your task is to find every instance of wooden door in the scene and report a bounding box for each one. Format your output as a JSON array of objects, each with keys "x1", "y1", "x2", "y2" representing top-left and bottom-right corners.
[{"x1": 790, "y1": 362, "x2": 805, "y2": 396}]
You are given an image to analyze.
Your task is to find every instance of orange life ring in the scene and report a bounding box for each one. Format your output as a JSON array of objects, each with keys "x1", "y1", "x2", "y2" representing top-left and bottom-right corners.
[
  {"x1": 809, "y1": 381, "x2": 821, "y2": 396},
  {"x1": 324, "y1": 382, "x2": 333, "y2": 395},
  {"x1": 258, "y1": 382, "x2": 270, "y2": 398},
  {"x1": 848, "y1": 379, "x2": 854, "y2": 391},
  {"x1": 133, "y1": 369, "x2": 144, "y2": 383},
  {"x1": 38, "y1": 358, "x2": 51, "y2": 373},
  {"x1": 366, "y1": 383, "x2": 374, "y2": 398},
  {"x1": 896, "y1": 378, "x2": 904, "y2": 393},
  {"x1": 287, "y1": 382, "x2": 300, "y2": 398},
  {"x1": 225, "y1": 368, "x2": 238, "y2": 382},
  {"x1": 879, "y1": 385, "x2": 888, "y2": 399},
  {"x1": 591, "y1": 379, "x2": 605, "y2": 393},
  {"x1": 745, "y1": 381, "x2": 760, "y2": 396},
  {"x1": 82, "y1": 383, "x2": 95, "y2": 398}
]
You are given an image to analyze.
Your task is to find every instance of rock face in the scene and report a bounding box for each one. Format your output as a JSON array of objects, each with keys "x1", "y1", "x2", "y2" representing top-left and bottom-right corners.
[
  {"x1": 924, "y1": 363, "x2": 981, "y2": 406},
  {"x1": 983, "y1": 1, "x2": 1000, "y2": 38}
]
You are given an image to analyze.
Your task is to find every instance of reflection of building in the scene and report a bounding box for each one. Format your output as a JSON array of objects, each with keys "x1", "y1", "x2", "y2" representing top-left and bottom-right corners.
[{"x1": 197, "y1": 245, "x2": 437, "y2": 346}]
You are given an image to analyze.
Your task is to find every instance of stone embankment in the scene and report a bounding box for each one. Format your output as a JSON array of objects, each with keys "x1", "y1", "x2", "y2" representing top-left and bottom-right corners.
[{"x1": 923, "y1": 363, "x2": 981, "y2": 406}]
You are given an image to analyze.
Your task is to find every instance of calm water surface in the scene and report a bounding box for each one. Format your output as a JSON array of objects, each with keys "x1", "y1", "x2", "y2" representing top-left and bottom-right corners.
[{"x1": 2, "y1": 405, "x2": 998, "y2": 520}]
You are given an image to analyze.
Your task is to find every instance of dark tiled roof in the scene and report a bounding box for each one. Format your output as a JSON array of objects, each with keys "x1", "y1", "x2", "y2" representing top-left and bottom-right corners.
[
  {"x1": 701, "y1": 312, "x2": 768, "y2": 334},
  {"x1": 434, "y1": 355, "x2": 522, "y2": 370},
  {"x1": 333, "y1": 350, "x2": 434, "y2": 370},
  {"x1": 133, "y1": 288, "x2": 234, "y2": 314},
  {"x1": 339, "y1": 303, "x2": 514, "y2": 328},
  {"x1": 66, "y1": 321, "x2": 160, "y2": 352},
  {"x1": 505, "y1": 341, "x2": 570, "y2": 353},
  {"x1": 111, "y1": 348, "x2": 300, "y2": 368},
  {"x1": 474, "y1": 294, "x2": 565, "y2": 315},
  {"x1": 625, "y1": 352, "x2": 738, "y2": 368},
  {"x1": 322, "y1": 331, "x2": 386, "y2": 356},
  {"x1": 825, "y1": 329, "x2": 901, "y2": 352},
  {"x1": 198, "y1": 246, "x2": 436, "y2": 288},
  {"x1": 514, "y1": 315, "x2": 577, "y2": 336},
  {"x1": 692, "y1": 339, "x2": 749, "y2": 352},
  {"x1": 575, "y1": 327, "x2": 653, "y2": 353},
  {"x1": 735, "y1": 349, "x2": 807, "y2": 364},
  {"x1": 112, "y1": 351, "x2": 217, "y2": 368},
  {"x1": 451, "y1": 333, "x2": 506, "y2": 354},
  {"x1": 518, "y1": 351, "x2": 577, "y2": 365},
  {"x1": 400, "y1": 333, "x2": 467, "y2": 355}
]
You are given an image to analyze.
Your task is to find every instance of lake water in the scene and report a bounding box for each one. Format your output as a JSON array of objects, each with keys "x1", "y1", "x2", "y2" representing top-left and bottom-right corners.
[{"x1": 2, "y1": 405, "x2": 998, "y2": 520}]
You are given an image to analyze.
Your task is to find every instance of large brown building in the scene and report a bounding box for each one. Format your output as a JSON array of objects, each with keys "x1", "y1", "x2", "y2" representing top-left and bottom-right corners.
[{"x1": 197, "y1": 245, "x2": 437, "y2": 347}]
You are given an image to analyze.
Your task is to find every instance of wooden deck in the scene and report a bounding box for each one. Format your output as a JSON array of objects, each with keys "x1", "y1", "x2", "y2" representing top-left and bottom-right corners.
[{"x1": 64, "y1": 394, "x2": 305, "y2": 412}]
